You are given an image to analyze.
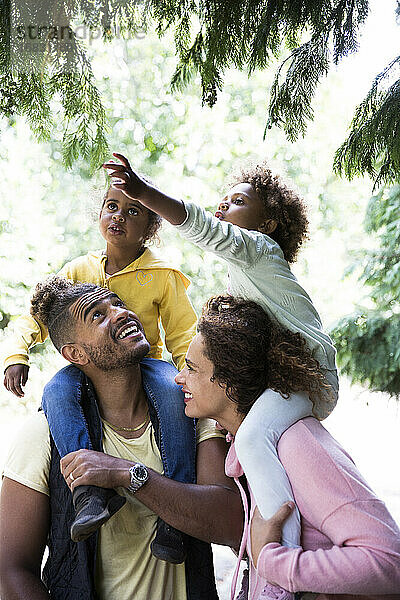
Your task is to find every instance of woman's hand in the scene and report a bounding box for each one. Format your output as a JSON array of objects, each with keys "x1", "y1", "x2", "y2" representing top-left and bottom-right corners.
[
  {"x1": 103, "y1": 152, "x2": 150, "y2": 200},
  {"x1": 60, "y1": 449, "x2": 130, "y2": 491},
  {"x1": 3, "y1": 364, "x2": 29, "y2": 397},
  {"x1": 251, "y1": 502, "x2": 294, "y2": 568}
]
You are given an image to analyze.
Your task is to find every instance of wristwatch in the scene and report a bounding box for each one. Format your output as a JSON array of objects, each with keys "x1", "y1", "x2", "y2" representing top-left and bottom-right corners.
[{"x1": 127, "y1": 463, "x2": 149, "y2": 493}]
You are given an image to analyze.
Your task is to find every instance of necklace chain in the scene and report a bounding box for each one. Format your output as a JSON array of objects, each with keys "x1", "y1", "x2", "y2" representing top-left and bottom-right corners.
[{"x1": 102, "y1": 411, "x2": 150, "y2": 433}]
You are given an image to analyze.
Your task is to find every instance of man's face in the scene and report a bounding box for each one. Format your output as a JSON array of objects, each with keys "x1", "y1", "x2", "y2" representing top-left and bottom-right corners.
[{"x1": 68, "y1": 290, "x2": 150, "y2": 371}]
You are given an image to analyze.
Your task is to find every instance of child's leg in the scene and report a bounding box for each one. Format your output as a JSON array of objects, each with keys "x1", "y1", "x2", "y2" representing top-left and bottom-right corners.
[
  {"x1": 141, "y1": 358, "x2": 196, "y2": 564},
  {"x1": 312, "y1": 367, "x2": 339, "y2": 420},
  {"x1": 234, "y1": 389, "x2": 313, "y2": 548},
  {"x1": 42, "y1": 365, "x2": 125, "y2": 543},
  {"x1": 141, "y1": 359, "x2": 196, "y2": 484},
  {"x1": 41, "y1": 365, "x2": 92, "y2": 456}
]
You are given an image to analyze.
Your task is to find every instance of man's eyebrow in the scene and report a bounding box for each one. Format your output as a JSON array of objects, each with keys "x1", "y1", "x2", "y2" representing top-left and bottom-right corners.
[{"x1": 82, "y1": 293, "x2": 119, "y2": 321}]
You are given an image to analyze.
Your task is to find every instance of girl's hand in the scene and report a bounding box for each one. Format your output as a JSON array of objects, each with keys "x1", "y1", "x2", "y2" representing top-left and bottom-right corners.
[
  {"x1": 250, "y1": 502, "x2": 294, "y2": 568},
  {"x1": 60, "y1": 449, "x2": 130, "y2": 491},
  {"x1": 4, "y1": 364, "x2": 29, "y2": 397},
  {"x1": 103, "y1": 152, "x2": 149, "y2": 200}
]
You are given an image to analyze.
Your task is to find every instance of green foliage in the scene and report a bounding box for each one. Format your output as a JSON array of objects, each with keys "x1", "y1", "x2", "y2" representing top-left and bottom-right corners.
[
  {"x1": 334, "y1": 56, "x2": 400, "y2": 188},
  {"x1": 162, "y1": 0, "x2": 369, "y2": 133},
  {"x1": 1, "y1": 31, "x2": 373, "y2": 411},
  {"x1": 266, "y1": 33, "x2": 329, "y2": 141},
  {"x1": 361, "y1": 186, "x2": 400, "y2": 308},
  {"x1": 0, "y1": 1, "x2": 115, "y2": 168},
  {"x1": 331, "y1": 311, "x2": 400, "y2": 396},
  {"x1": 330, "y1": 186, "x2": 400, "y2": 396},
  {"x1": 0, "y1": 0, "x2": 371, "y2": 168}
]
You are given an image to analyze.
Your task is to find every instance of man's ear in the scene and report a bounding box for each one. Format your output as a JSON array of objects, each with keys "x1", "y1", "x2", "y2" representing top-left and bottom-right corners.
[
  {"x1": 259, "y1": 219, "x2": 278, "y2": 235},
  {"x1": 61, "y1": 343, "x2": 90, "y2": 366}
]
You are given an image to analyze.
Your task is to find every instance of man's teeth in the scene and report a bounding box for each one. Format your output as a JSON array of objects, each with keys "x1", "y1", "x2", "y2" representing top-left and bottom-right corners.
[
  {"x1": 185, "y1": 392, "x2": 193, "y2": 399},
  {"x1": 117, "y1": 324, "x2": 139, "y2": 339}
]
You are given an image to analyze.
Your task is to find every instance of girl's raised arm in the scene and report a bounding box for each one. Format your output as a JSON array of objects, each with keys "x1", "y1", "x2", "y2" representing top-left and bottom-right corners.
[{"x1": 103, "y1": 152, "x2": 186, "y2": 225}]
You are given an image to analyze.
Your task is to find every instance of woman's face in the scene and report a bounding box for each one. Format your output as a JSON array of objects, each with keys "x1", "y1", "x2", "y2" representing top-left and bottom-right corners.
[{"x1": 175, "y1": 333, "x2": 232, "y2": 422}]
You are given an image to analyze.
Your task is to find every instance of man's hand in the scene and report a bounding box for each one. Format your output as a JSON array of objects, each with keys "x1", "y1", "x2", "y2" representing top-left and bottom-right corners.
[
  {"x1": 103, "y1": 152, "x2": 150, "y2": 200},
  {"x1": 60, "y1": 449, "x2": 130, "y2": 491},
  {"x1": 4, "y1": 365, "x2": 29, "y2": 397},
  {"x1": 251, "y1": 502, "x2": 294, "y2": 568}
]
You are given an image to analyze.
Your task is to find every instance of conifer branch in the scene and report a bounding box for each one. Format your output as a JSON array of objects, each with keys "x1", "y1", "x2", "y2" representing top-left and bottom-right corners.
[
  {"x1": 330, "y1": 184, "x2": 400, "y2": 396},
  {"x1": 265, "y1": 34, "x2": 329, "y2": 142},
  {"x1": 334, "y1": 56, "x2": 400, "y2": 188},
  {"x1": 0, "y1": 0, "x2": 376, "y2": 168}
]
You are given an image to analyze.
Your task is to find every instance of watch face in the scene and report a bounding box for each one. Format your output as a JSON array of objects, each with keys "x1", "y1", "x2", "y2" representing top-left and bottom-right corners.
[{"x1": 133, "y1": 463, "x2": 148, "y2": 482}]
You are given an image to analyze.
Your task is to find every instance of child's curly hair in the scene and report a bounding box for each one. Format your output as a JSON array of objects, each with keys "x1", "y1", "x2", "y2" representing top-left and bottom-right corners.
[
  {"x1": 198, "y1": 295, "x2": 330, "y2": 416},
  {"x1": 227, "y1": 162, "x2": 309, "y2": 263}
]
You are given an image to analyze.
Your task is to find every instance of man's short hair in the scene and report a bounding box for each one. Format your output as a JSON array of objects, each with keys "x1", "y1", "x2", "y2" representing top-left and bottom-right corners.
[{"x1": 31, "y1": 276, "x2": 105, "y2": 351}]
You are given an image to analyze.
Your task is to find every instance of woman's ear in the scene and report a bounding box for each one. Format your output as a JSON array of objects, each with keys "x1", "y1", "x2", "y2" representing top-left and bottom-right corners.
[
  {"x1": 259, "y1": 219, "x2": 278, "y2": 235},
  {"x1": 61, "y1": 344, "x2": 90, "y2": 366}
]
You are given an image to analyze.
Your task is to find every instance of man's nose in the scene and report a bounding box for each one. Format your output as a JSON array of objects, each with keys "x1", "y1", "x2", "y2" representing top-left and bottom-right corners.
[
  {"x1": 112, "y1": 212, "x2": 125, "y2": 222},
  {"x1": 111, "y1": 305, "x2": 130, "y2": 321},
  {"x1": 218, "y1": 201, "x2": 229, "y2": 211}
]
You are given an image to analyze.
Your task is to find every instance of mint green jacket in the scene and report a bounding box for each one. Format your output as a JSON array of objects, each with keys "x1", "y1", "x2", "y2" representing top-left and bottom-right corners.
[{"x1": 177, "y1": 202, "x2": 338, "y2": 419}]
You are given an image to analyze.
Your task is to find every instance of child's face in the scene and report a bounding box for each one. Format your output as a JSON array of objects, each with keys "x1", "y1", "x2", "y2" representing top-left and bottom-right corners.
[
  {"x1": 215, "y1": 183, "x2": 266, "y2": 231},
  {"x1": 99, "y1": 187, "x2": 150, "y2": 249}
]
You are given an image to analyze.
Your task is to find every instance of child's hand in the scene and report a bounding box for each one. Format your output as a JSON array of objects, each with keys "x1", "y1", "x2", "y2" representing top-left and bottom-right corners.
[
  {"x1": 104, "y1": 152, "x2": 186, "y2": 225},
  {"x1": 250, "y1": 502, "x2": 294, "y2": 568},
  {"x1": 103, "y1": 153, "x2": 149, "y2": 200},
  {"x1": 4, "y1": 364, "x2": 29, "y2": 397}
]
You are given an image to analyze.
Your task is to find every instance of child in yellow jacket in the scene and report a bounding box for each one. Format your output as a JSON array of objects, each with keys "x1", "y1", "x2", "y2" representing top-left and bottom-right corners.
[
  {"x1": 4, "y1": 189, "x2": 196, "y2": 390},
  {"x1": 3, "y1": 185, "x2": 197, "y2": 563}
]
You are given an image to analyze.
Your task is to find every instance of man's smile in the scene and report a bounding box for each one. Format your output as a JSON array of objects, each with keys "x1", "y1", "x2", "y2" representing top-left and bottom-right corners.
[{"x1": 115, "y1": 320, "x2": 142, "y2": 341}]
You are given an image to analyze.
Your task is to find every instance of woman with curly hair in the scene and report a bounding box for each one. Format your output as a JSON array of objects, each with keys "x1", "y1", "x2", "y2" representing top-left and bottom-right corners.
[
  {"x1": 176, "y1": 295, "x2": 400, "y2": 600},
  {"x1": 103, "y1": 152, "x2": 338, "y2": 591}
]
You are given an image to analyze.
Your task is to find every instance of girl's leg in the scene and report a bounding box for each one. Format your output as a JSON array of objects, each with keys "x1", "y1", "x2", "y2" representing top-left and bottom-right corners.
[
  {"x1": 42, "y1": 365, "x2": 125, "y2": 543},
  {"x1": 235, "y1": 389, "x2": 313, "y2": 548},
  {"x1": 41, "y1": 365, "x2": 92, "y2": 457},
  {"x1": 141, "y1": 358, "x2": 196, "y2": 563},
  {"x1": 141, "y1": 358, "x2": 196, "y2": 484}
]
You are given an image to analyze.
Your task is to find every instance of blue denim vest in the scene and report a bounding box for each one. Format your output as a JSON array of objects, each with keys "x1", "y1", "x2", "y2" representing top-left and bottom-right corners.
[{"x1": 42, "y1": 359, "x2": 219, "y2": 599}]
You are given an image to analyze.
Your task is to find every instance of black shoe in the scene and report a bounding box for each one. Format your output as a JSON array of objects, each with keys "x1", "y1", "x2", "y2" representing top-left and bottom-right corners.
[
  {"x1": 150, "y1": 518, "x2": 186, "y2": 564},
  {"x1": 70, "y1": 485, "x2": 126, "y2": 542}
]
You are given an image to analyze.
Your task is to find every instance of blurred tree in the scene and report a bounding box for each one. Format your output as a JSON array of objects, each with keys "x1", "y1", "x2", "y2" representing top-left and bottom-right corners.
[
  {"x1": 331, "y1": 185, "x2": 400, "y2": 396},
  {"x1": 1, "y1": 31, "x2": 371, "y2": 410},
  {"x1": 1, "y1": 0, "x2": 382, "y2": 176}
]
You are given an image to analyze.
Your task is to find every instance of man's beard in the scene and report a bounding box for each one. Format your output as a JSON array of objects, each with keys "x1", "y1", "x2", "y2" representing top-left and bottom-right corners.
[{"x1": 81, "y1": 339, "x2": 150, "y2": 371}]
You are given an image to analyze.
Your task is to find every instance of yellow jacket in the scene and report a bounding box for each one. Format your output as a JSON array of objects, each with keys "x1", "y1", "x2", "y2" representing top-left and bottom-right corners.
[{"x1": 4, "y1": 248, "x2": 197, "y2": 372}]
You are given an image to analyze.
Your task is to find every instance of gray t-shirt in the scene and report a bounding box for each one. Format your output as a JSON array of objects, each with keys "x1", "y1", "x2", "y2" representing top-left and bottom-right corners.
[{"x1": 177, "y1": 202, "x2": 338, "y2": 418}]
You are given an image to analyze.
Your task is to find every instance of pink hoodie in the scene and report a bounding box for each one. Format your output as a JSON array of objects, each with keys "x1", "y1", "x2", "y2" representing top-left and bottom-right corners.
[{"x1": 226, "y1": 417, "x2": 400, "y2": 600}]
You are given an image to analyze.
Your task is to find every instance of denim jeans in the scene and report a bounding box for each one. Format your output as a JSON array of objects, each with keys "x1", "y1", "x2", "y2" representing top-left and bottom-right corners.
[{"x1": 41, "y1": 358, "x2": 196, "y2": 484}]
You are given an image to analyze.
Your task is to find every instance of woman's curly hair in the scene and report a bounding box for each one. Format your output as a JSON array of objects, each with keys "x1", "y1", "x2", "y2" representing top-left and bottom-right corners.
[
  {"x1": 198, "y1": 295, "x2": 330, "y2": 415},
  {"x1": 102, "y1": 180, "x2": 162, "y2": 246},
  {"x1": 227, "y1": 162, "x2": 309, "y2": 263}
]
